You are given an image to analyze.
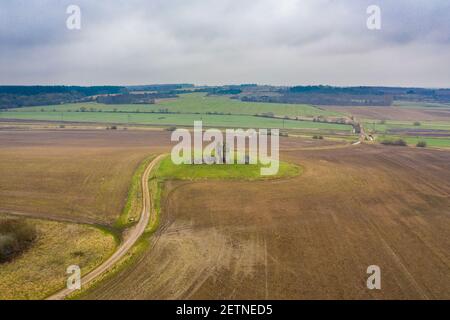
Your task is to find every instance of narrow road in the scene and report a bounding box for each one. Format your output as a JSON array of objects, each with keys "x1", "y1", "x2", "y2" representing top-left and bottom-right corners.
[{"x1": 47, "y1": 154, "x2": 165, "y2": 300}]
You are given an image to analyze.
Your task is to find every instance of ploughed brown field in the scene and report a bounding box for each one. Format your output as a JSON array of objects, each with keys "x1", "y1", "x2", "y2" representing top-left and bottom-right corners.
[
  {"x1": 0, "y1": 129, "x2": 170, "y2": 226},
  {"x1": 84, "y1": 139, "x2": 450, "y2": 300}
]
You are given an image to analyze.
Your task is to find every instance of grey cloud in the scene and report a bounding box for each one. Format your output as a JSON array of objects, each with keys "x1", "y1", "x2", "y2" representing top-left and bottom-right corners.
[{"x1": 0, "y1": 0, "x2": 449, "y2": 87}]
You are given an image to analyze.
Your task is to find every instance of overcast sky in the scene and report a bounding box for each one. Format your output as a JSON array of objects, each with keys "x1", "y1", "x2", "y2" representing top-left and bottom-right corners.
[{"x1": 1, "y1": 0, "x2": 449, "y2": 87}]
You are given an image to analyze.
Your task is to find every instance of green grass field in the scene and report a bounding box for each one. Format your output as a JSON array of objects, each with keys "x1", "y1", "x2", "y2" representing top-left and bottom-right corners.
[
  {"x1": 153, "y1": 155, "x2": 301, "y2": 181},
  {"x1": 364, "y1": 120, "x2": 450, "y2": 132},
  {"x1": 393, "y1": 101, "x2": 450, "y2": 109},
  {"x1": 0, "y1": 110, "x2": 351, "y2": 131},
  {"x1": 157, "y1": 93, "x2": 341, "y2": 117},
  {"x1": 365, "y1": 119, "x2": 450, "y2": 148},
  {"x1": 10, "y1": 93, "x2": 341, "y2": 117},
  {"x1": 377, "y1": 134, "x2": 450, "y2": 148},
  {"x1": 2, "y1": 93, "x2": 352, "y2": 132}
]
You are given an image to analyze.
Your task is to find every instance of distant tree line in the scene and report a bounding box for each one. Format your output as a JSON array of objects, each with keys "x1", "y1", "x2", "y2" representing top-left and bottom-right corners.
[
  {"x1": 96, "y1": 92, "x2": 178, "y2": 104},
  {"x1": 0, "y1": 86, "x2": 126, "y2": 109},
  {"x1": 243, "y1": 93, "x2": 393, "y2": 106},
  {"x1": 239, "y1": 85, "x2": 450, "y2": 106},
  {"x1": 126, "y1": 84, "x2": 194, "y2": 92},
  {"x1": 0, "y1": 85, "x2": 184, "y2": 109},
  {"x1": 0, "y1": 92, "x2": 88, "y2": 109},
  {"x1": 206, "y1": 88, "x2": 242, "y2": 96},
  {"x1": 0, "y1": 86, "x2": 125, "y2": 96}
]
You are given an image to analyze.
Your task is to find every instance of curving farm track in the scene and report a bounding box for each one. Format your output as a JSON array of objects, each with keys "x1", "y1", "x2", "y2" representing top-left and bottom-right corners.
[{"x1": 46, "y1": 154, "x2": 165, "y2": 300}]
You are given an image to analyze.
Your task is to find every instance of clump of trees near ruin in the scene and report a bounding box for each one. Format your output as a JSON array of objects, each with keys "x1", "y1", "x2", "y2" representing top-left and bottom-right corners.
[{"x1": 0, "y1": 218, "x2": 37, "y2": 263}]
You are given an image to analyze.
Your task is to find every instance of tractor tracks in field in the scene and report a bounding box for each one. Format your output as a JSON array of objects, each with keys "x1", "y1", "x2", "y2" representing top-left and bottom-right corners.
[{"x1": 46, "y1": 154, "x2": 165, "y2": 300}]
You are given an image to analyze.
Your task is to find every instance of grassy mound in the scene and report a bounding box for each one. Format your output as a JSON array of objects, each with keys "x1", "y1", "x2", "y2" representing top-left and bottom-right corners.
[{"x1": 153, "y1": 155, "x2": 301, "y2": 181}]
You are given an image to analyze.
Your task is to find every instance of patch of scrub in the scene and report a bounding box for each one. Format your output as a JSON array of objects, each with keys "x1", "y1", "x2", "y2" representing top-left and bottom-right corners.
[{"x1": 0, "y1": 215, "x2": 116, "y2": 300}]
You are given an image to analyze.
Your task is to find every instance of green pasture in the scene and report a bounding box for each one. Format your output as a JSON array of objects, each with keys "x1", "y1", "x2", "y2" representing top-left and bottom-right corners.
[
  {"x1": 153, "y1": 155, "x2": 301, "y2": 181},
  {"x1": 377, "y1": 134, "x2": 450, "y2": 148},
  {"x1": 9, "y1": 93, "x2": 341, "y2": 117},
  {"x1": 0, "y1": 110, "x2": 352, "y2": 131},
  {"x1": 364, "y1": 120, "x2": 450, "y2": 133}
]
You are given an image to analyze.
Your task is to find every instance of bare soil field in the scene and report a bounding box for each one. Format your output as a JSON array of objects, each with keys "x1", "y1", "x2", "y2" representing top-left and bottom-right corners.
[
  {"x1": 84, "y1": 143, "x2": 450, "y2": 300},
  {"x1": 0, "y1": 129, "x2": 323, "y2": 227},
  {"x1": 277, "y1": 136, "x2": 348, "y2": 150},
  {"x1": 1, "y1": 127, "x2": 448, "y2": 300},
  {"x1": 0, "y1": 129, "x2": 171, "y2": 226},
  {"x1": 322, "y1": 106, "x2": 450, "y2": 121}
]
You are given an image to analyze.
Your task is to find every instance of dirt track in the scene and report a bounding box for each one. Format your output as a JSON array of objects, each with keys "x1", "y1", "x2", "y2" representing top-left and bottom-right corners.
[{"x1": 46, "y1": 154, "x2": 164, "y2": 300}]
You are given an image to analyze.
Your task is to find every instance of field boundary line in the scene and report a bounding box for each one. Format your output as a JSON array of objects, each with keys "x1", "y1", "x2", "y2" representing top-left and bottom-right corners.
[{"x1": 0, "y1": 209, "x2": 107, "y2": 227}]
